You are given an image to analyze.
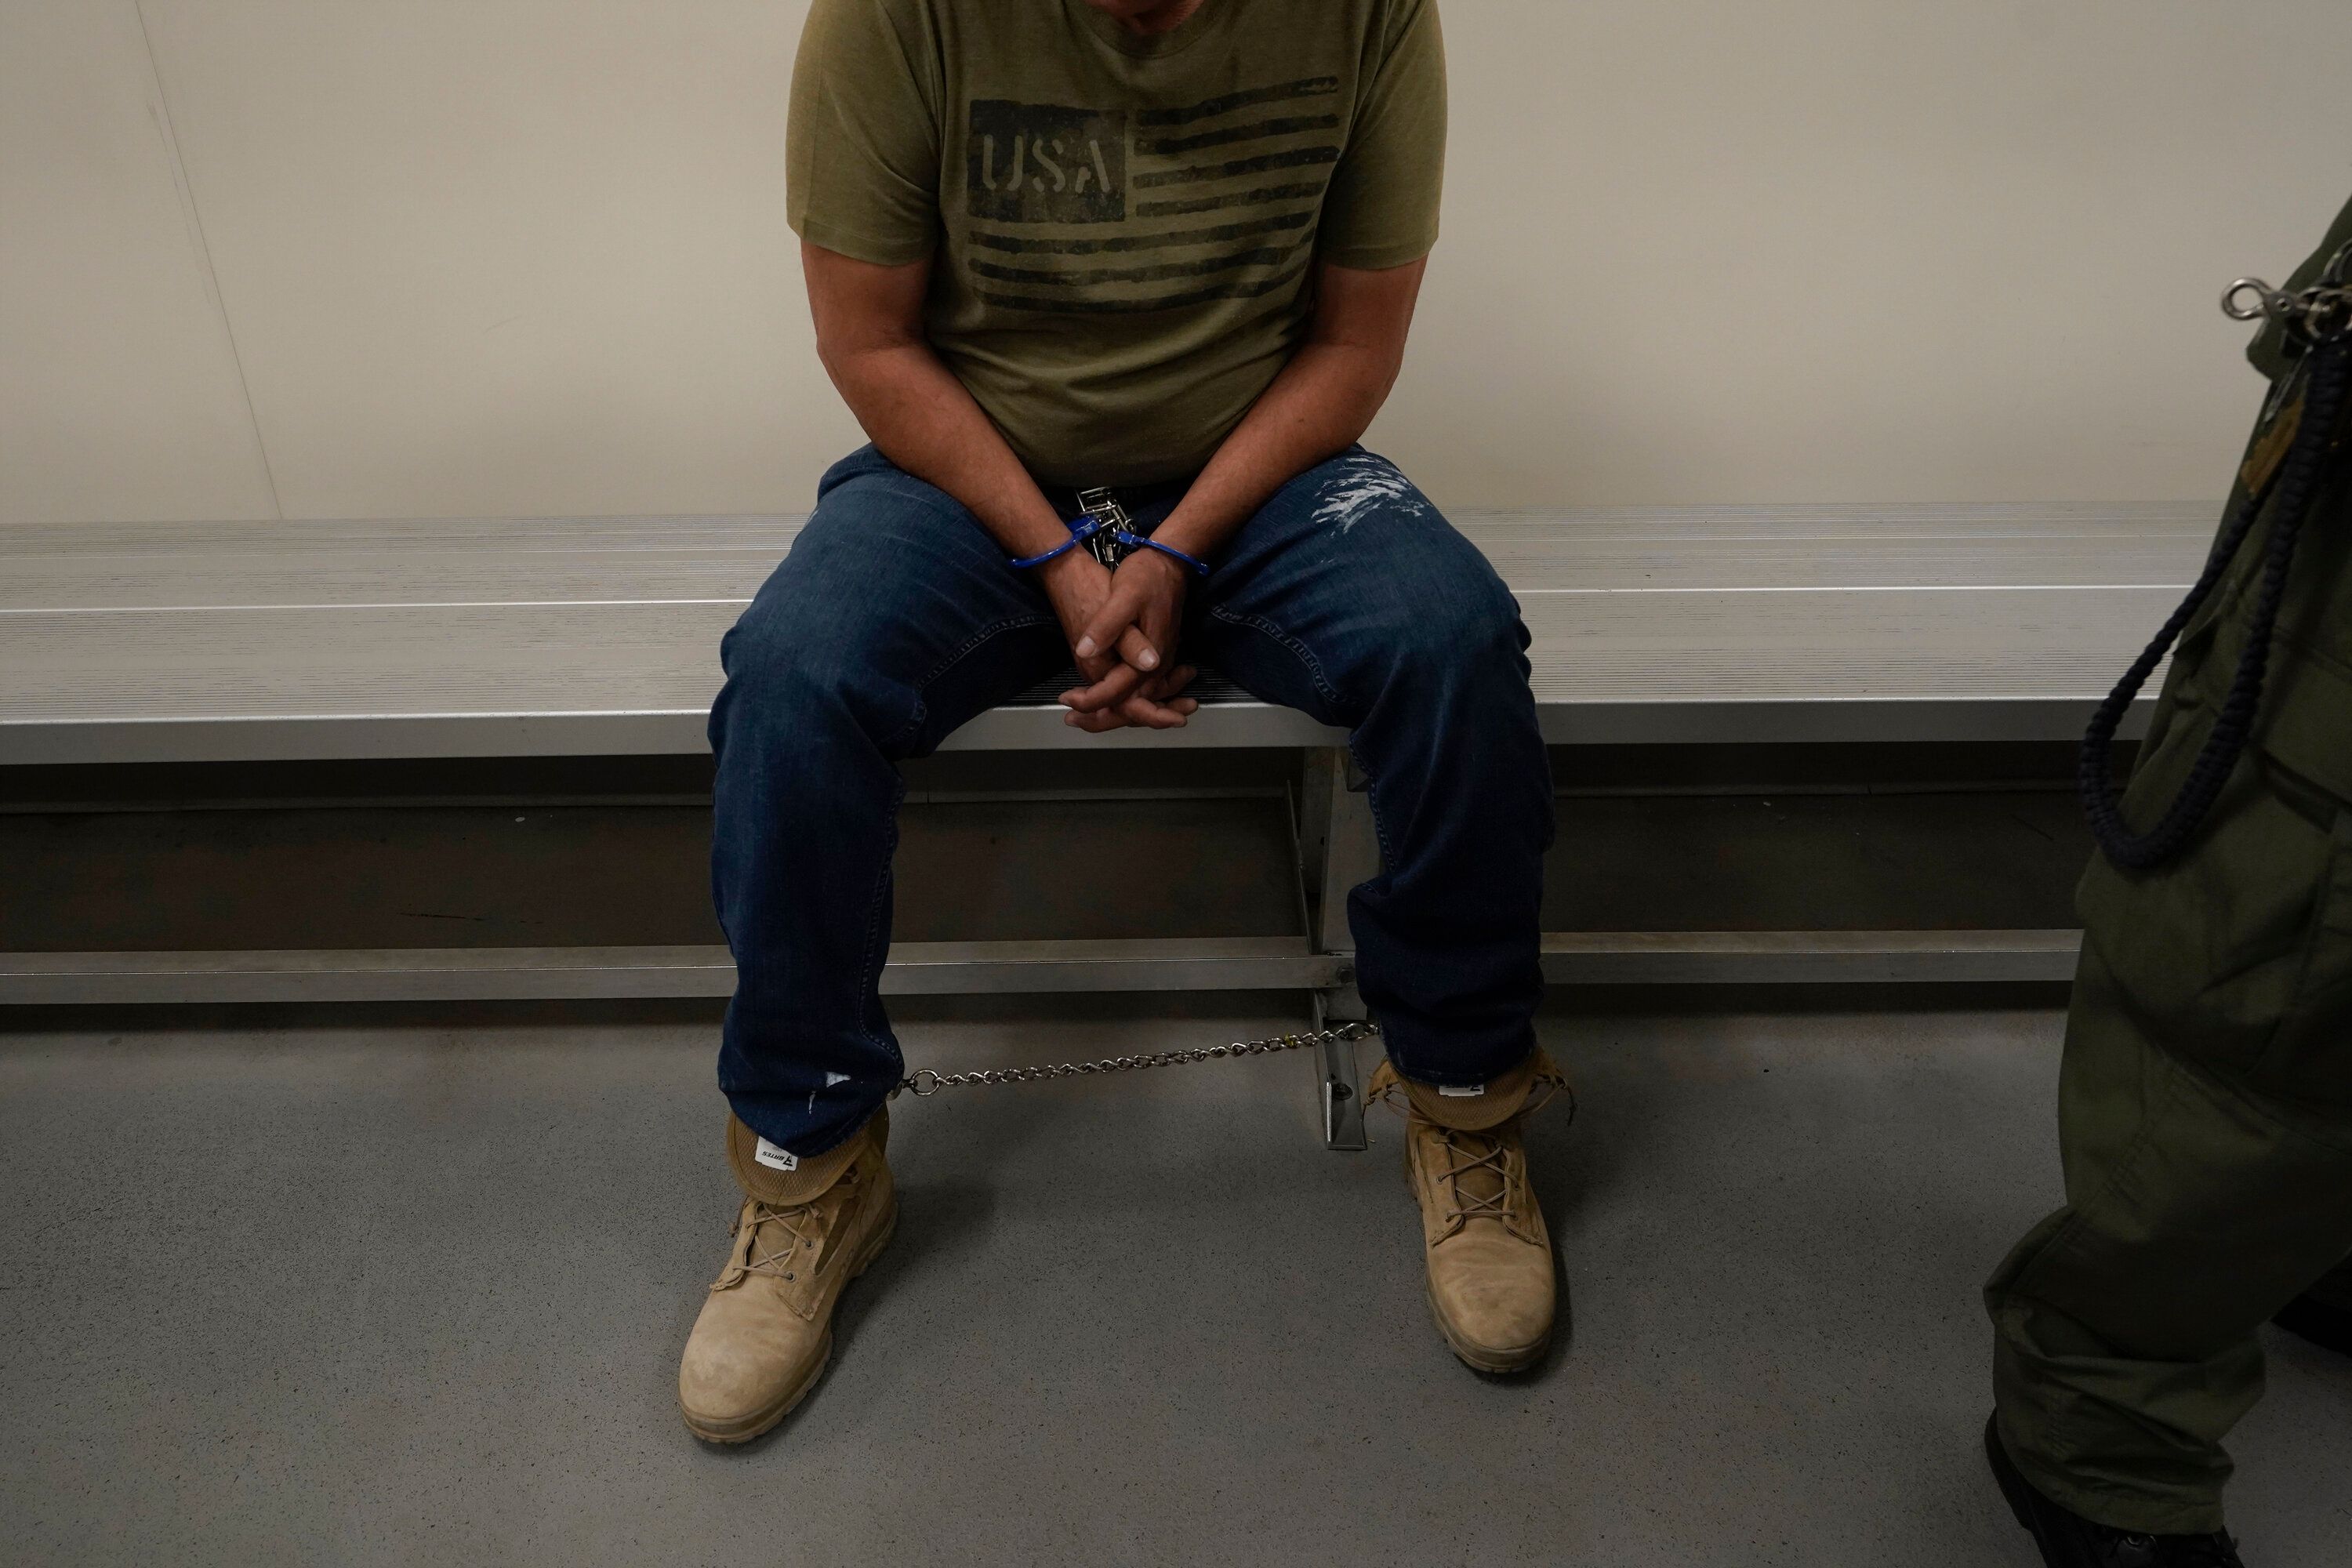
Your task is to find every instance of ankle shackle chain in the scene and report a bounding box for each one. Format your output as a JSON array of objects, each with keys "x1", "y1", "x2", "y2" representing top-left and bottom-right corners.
[{"x1": 898, "y1": 1020, "x2": 1381, "y2": 1098}]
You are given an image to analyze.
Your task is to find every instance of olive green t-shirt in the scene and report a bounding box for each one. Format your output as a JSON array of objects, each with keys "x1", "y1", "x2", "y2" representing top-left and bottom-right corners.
[{"x1": 786, "y1": 0, "x2": 1446, "y2": 486}]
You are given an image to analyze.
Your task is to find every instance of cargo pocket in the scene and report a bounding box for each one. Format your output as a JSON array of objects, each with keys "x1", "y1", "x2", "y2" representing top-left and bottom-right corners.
[
  {"x1": 2253, "y1": 805, "x2": 2352, "y2": 1107},
  {"x1": 2076, "y1": 716, "x2": 2339, "y2": 1083}
]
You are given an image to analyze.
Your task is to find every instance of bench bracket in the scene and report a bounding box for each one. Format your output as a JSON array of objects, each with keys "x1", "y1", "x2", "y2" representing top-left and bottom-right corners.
[
  {"x1": 1299, "y1": 748, "x2": 1379, "y2": 1150},
  {"x1": 1312, "y1": 987, "x2": 1370, "y2": 1151}
]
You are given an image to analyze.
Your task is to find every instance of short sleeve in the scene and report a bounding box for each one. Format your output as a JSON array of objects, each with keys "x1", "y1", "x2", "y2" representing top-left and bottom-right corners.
[
  {"x1": 1318, "y1": 0, "x2": 1446, "y2": 271},
  {"x1": 786, "y1": 0, "x2": 942, "y2": 266}
]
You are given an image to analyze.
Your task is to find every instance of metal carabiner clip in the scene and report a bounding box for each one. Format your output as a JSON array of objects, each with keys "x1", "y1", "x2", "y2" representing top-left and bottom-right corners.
[
  {"x1": 2221, "y1": 277, "x2": 2282, "y2": 323},
  {"x1": 2223, "y1": 240, "x2": 2352, "y2": 344}
]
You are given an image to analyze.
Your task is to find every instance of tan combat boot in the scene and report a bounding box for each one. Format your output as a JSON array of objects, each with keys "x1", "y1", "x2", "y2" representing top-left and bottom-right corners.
[
  {"x1": 677, "y1": 1107, "x2": 898, "y2": 1443},
  {"x1": 1369, "y1": 1049, "x2": 1570, "y2": 1373}
]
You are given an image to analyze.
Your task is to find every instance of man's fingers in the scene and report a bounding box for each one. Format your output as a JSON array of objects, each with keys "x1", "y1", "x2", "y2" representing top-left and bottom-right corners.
[
  {"x1": 1140, "y1": 664, "x2": 1196, "y2": 700},
  {"x1": 1059, "y1": 659, "x2": 1145, "y2": 713},
  {"x1": 1075, "y1": 581, "x2": 1152, "y2": 668},
  {"x1": 1119, "y1": 695, "x2": 1191, "y2": 728},
  {"x1": 1066, "y1": 653, "x2": 1198, "y2": 714},
  {"x1": 1116, "y1": 623, "x2": 1160, "y2": 673},
  {"x1": 1137, "y1": 601, "x2": 1180, "y2": 677},
  {"x1": 1058, "y1": 688, "x2": 1194, "y2": 732}
]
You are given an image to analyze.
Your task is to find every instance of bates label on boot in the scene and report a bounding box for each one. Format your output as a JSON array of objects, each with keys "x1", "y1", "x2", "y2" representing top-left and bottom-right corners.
[
  {"x1": 1439, "y1": 1084, "x2": 1486, "y2": 1098},
  {"x1": 752, "y1": 1138, "x2": 800, "y2": 1173}
]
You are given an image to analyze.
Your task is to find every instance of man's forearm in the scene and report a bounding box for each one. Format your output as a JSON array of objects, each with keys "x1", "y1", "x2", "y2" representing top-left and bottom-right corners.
[
  {"x1": 822, "y1": 339, "x2": 1073, "y2": 561},
  {"x1": 1149, "y1": 336, "x2": 1403, "y2": 562}
]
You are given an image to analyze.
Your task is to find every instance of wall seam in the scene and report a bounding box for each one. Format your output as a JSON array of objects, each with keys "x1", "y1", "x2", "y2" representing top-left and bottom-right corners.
[{"x1": 131, "y1": 0, "x2": 284, "y2": 520}]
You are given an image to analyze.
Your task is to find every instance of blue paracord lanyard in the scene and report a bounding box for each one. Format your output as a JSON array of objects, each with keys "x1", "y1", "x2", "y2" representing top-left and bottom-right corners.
[{"x1": 1008, "y1": 514, "x2": 1211, "y2": 576}]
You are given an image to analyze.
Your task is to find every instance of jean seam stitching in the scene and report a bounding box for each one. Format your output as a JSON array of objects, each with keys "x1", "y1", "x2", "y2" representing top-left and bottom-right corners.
[
  {"x1": 1207, "y1": 605, "x2": 1345, "y2": 708},
  {"x1": 852, "y1": 771, "x2": 908, "y2": 1087},
  {"x1": 1210, "y1": 608, "x2": 1391, "y2": 869},
  {"x1": 858, "y1": 616, "x2": 1051, "y2": 1088},
  {"x1": 881, "y1": 613, "x2": 1056, "y2": 753},
  {"x1": 861, "y1": 614, "x2": 1052, "y2": 1078},
  {"x1": 1207, "y1": 604, "x2": 1406, "y2": 1025}
]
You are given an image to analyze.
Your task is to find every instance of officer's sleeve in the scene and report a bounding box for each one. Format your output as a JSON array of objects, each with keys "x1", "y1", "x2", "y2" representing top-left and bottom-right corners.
[
  {"x1": 1319, "y1": 0, "x2": 1446, "y2": 270},
  {"x1": 786, "y1": 0, "x2": 942, "y2": 266}
]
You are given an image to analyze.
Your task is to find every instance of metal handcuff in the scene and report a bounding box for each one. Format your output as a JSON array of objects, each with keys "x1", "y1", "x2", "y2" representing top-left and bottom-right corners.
[{"x1": 1005, "y1": 487, "x2": 1212, "y2": 576}]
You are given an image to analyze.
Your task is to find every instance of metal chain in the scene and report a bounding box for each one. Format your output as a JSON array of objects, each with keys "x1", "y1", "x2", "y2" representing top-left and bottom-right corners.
[{"x1": 896, "y1": 1019, "x2": 1380, "y2": 1098}]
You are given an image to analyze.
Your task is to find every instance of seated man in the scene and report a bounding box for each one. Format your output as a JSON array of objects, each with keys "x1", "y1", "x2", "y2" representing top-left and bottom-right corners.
[{"x1": 677, "y1": 0, "x2": 1562, "y2": 1443}]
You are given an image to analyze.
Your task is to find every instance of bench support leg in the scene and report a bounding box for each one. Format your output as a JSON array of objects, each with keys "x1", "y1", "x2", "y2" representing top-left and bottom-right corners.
[
  {"x1": 1313, "y1": 991, "x2": 1370, "y2": 1151},
  {"x1": 1300, "y1": 748, "x2": 1379, "y2": 1151}
]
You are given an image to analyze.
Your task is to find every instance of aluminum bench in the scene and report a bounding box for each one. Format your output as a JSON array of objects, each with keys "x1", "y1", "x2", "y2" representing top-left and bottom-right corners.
[
  {"x1": 0, "y1": 503, "x2": 2210, "y2": 761},
  {"x1": 0, "y1": 503, "x2": 2213, "y2": 1142}
]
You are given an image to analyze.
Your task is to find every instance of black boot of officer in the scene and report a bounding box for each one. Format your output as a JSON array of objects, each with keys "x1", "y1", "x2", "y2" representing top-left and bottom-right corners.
[
  {"x1": 2271, "y1": 1256, "x2": 2352, "y2": 1355},
  {"x1": 1987, "y1": 1417, "x2": 2245, "y2": 1567},
  {"x1": 2270, "y1": 1294, "x2": 2352, "y2": 1353}
]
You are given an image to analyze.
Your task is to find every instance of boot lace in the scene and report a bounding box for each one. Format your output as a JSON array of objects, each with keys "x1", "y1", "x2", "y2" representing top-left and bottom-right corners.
[
  {"x1": 731, "y1": 1189, "x2": 838, "y2": 1282},
  {"x1": 1428, "y1": 1076, "x2": 1573, "y2": 1239},
  {"x1": 1434, "y1": 1129, "x2": 1520, "y2": 1230}
]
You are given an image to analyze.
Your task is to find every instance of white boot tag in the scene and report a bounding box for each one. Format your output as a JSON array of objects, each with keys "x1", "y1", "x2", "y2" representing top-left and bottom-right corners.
[
  {"x1": 752, "y1": 1138, "x2": 800, "y2": 1173},
  {"x1": 1438, "y1": 1083, "x2": 1486, "y2": 1098}
]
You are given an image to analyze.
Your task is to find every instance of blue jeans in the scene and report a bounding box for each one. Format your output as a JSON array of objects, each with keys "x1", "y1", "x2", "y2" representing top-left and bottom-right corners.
[{"x1": 710, "y1": 445, "x2": 1552, "y2": 1156}]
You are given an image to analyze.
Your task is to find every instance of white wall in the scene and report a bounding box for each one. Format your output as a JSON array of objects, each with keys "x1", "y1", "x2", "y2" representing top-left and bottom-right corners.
[{"x1": 4, "y1": 0, "x2": 2349, "y2": 524}]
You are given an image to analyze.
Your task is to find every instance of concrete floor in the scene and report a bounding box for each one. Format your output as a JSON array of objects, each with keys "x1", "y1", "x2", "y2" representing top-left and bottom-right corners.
[{"x1": 2, "y1": 1003, "x2": 2346, "y2": 1566}]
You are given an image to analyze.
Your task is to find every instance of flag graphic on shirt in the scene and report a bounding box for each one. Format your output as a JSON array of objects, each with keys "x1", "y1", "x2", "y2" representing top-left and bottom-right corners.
[{"x1": 963, "y1": 76, "x2": 1341, "y2": 314}]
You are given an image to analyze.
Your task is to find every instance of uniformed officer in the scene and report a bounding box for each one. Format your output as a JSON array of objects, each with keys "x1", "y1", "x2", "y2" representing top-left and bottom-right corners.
[{"x1": 1983, "y1": 194, "x2": 2352, "y2": 1567}]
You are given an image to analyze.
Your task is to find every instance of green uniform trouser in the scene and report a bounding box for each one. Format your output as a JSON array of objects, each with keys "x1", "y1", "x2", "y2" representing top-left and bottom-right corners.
[{"x1": 1985, "y1": 196, "x2": 2352, "y2": 1537}]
